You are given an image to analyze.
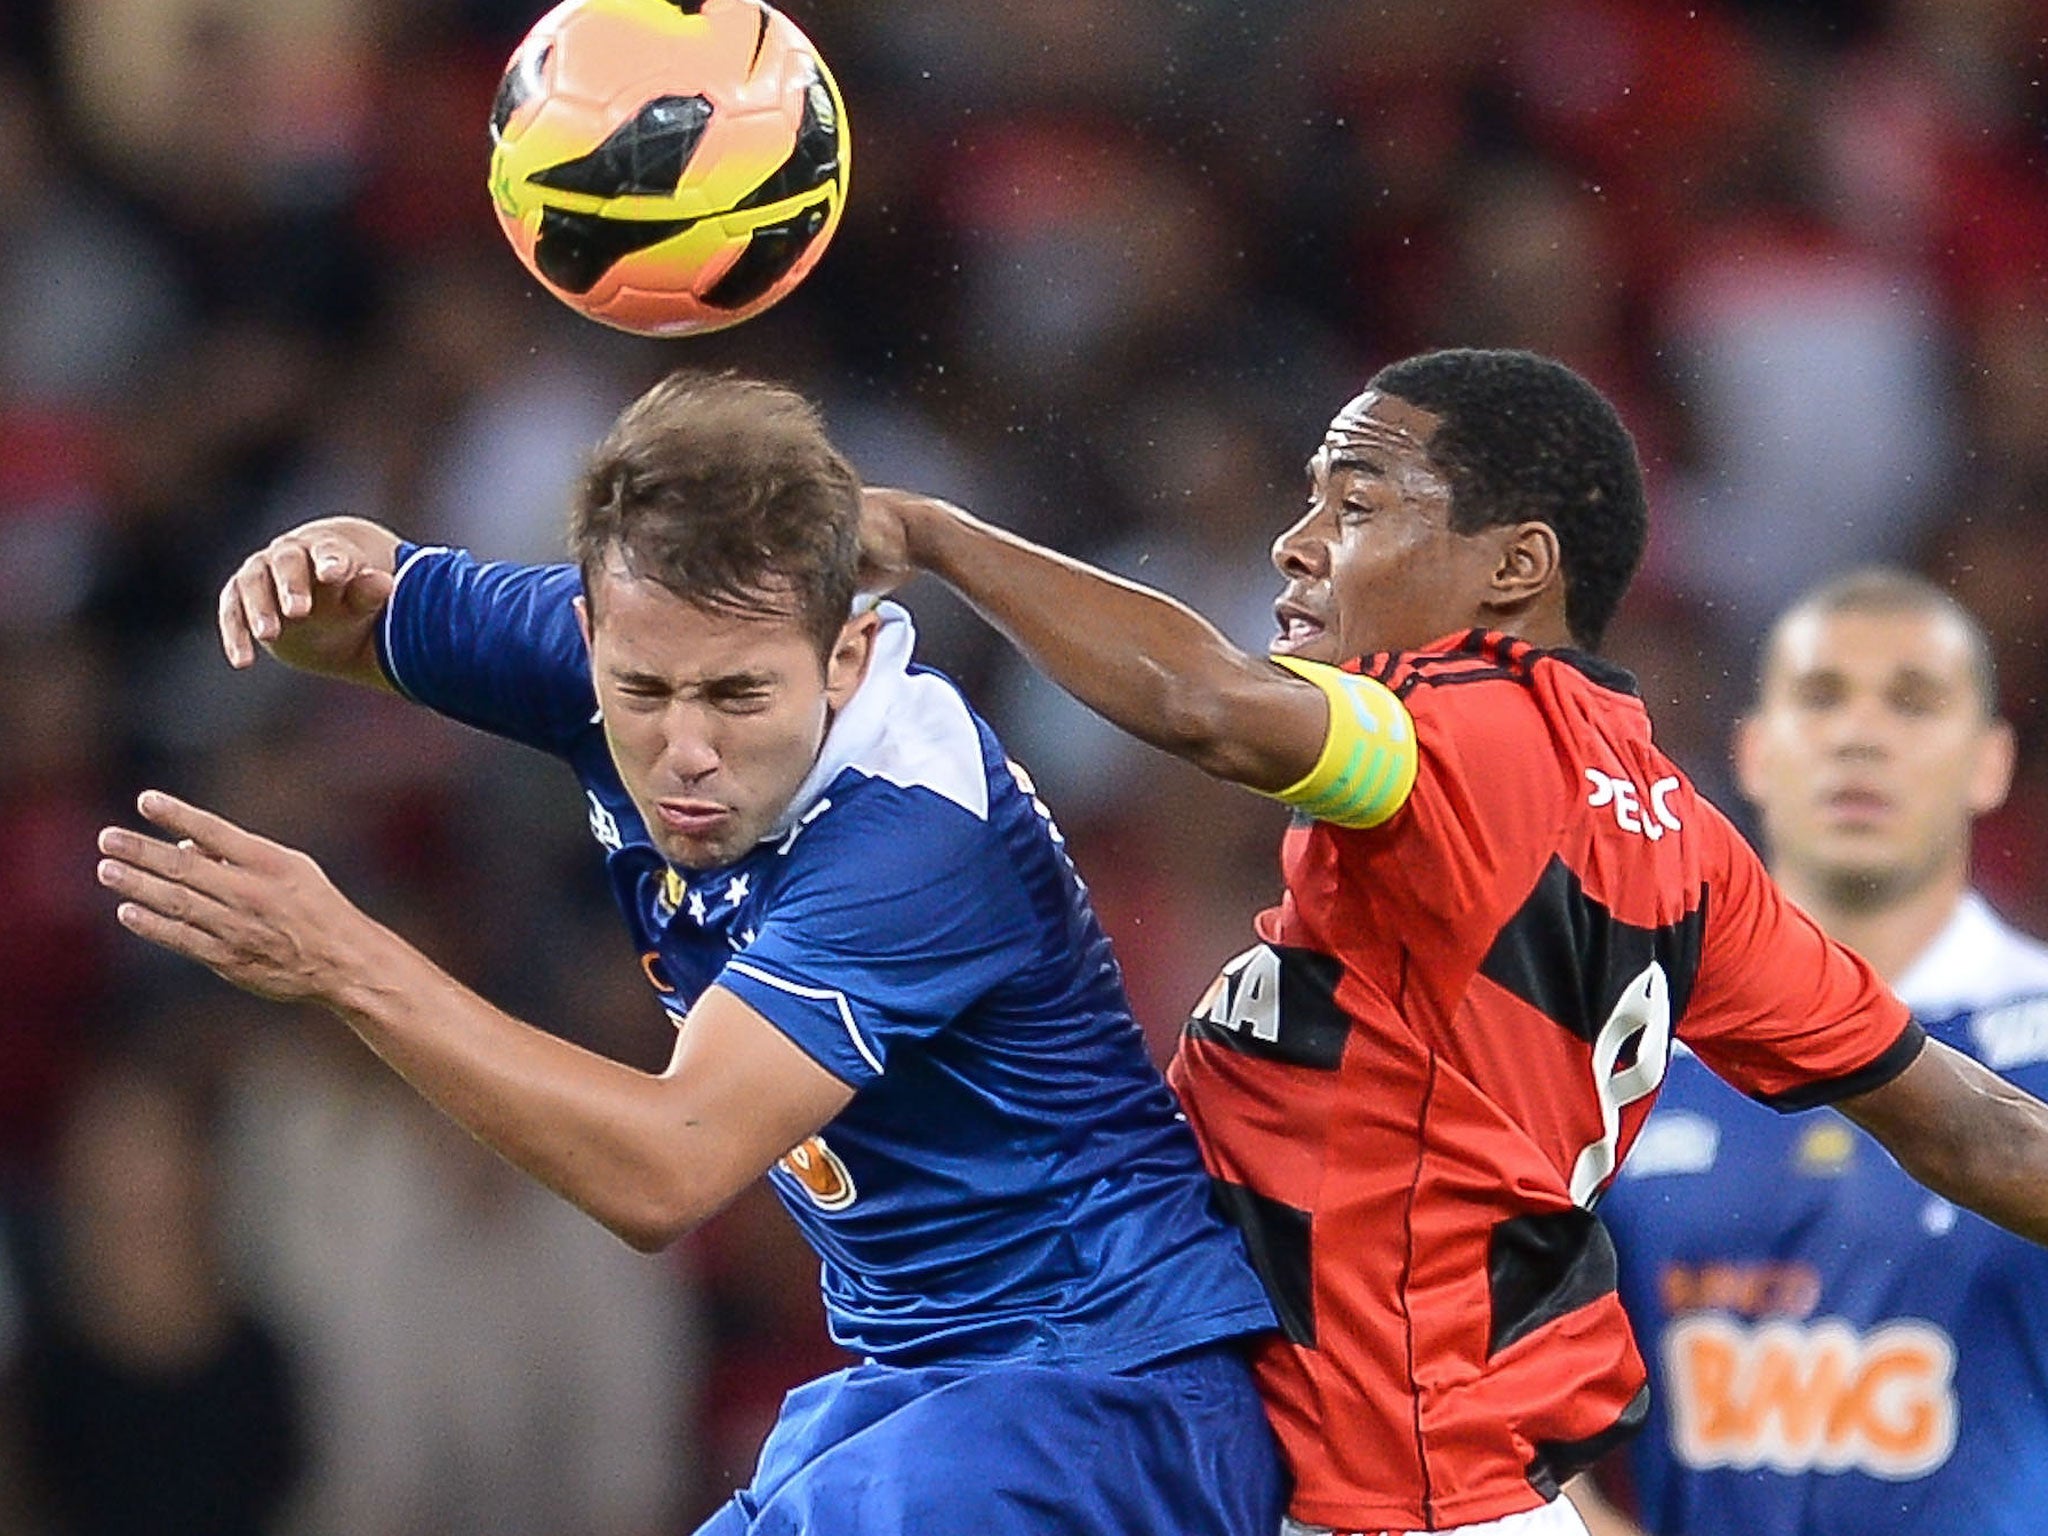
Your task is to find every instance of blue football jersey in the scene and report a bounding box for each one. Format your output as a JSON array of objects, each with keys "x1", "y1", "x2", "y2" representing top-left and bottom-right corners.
[
  {"x1": 1601, "y1": 894, "x2": 2048, "y2": 1534},
  {"x1": 376, "y1": 546, "x2": 1276, "y2": 1369}
]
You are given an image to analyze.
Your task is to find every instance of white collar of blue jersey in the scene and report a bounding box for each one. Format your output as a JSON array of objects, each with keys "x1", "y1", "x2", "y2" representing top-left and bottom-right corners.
[
  {"x1": 1892, "y1": 891, "x2": 2048, "y2": 1013},
  {"x1": 761, "y1": 600, "x2": 989, "y2": 846}
]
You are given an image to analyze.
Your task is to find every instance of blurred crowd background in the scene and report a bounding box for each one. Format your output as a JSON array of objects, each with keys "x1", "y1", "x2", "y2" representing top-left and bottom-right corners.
[{"x1": 3, "y1": 0, "x2": 2047, "y2": 1531}]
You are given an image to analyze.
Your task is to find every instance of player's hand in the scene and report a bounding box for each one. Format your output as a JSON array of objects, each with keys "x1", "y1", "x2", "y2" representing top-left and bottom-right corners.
[
  {"x1": 857, "y1": 487, "x2": 959, "y2": 596},
  {"x1": 96, "y1": 791, "x2": 375, "y2": 1005},
  {"x1": 219, "y1": 517, "x2": 399, "y2": 671}
]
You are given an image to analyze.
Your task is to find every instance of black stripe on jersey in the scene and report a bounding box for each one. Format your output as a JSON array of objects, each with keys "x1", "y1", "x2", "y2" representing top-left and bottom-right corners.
[
  {"x1": 1755, "y1": 1018, "x2": 1928, "y2": 1110},
  {"x1": 1209, "y1": 1180, "x2": 1315, "y2": 1347},
  {"x1": 1526, "y1": 1385, "x2": 1649, "y2": 1501},
  {"x1": 1486, "y1": 1207, "x2": 1618, "y2": 1356},
  {"x1": 1479, "y1": 855, "x2": 1706, "y2": 1046},
  {"x1": 1358, "y1": 631, "x2": 1642, "y2": 700},
  {"x1": 1390, "y1": 665, "x2": 1520, "y2": 698},
  {"x1": 1183, "y1": 943, "x2": 1349, "y2": 1071}
]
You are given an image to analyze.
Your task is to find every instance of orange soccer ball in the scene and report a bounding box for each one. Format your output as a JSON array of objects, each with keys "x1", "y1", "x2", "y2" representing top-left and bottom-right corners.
[{"x1": 487, "y1": 0, "x2": 848, "y2": 337}]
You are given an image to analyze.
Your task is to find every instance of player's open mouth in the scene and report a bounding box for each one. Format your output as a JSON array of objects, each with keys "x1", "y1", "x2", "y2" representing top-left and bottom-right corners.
[{"x1": 1273, "y1": 604, "x2": 1327, "y2": 653}]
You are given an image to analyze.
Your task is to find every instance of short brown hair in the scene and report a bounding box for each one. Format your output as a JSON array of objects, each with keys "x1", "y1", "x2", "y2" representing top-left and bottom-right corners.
[{"x1": 571, "y1": 371, "x2": 861, "y2": 658}]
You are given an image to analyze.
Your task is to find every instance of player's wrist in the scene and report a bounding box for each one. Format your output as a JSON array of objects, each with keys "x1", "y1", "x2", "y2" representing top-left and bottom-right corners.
[
  {"x1": 897, "y1": 494, "x2": 964, "y2": 572},
  {"x1": 318, "y1": 912, "x2": 424, "y2": 1023}
]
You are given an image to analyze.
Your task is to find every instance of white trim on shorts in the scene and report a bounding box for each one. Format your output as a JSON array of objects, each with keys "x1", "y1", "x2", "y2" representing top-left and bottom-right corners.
[{"x1": 1282, "y1": 1493, "x2": 1591, "y2": 1536}]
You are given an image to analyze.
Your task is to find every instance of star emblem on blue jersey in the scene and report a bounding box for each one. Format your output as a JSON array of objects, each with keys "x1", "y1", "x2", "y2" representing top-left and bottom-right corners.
[
  {"x1": 726, "y1": 872, "x2": 751, "y2": 905},
  {"x1": 687, "y1": 889, "x2": 709, "y2": 924}
]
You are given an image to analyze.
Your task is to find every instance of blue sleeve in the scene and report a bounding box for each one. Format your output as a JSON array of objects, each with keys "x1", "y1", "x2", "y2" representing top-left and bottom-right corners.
[
  {"x1": 376, "y1": 543, "x2": 597, "y2": 756},
  {"x1": 717, "y1": 784, "x2": 1037, "y2": 1087}
]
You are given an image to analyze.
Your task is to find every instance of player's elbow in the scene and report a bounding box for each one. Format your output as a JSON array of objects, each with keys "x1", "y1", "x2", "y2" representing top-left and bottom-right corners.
[
  {"x1": 614, "y1": 1216, "x2": 685, "y2": 1255},
  {"x1": 601, "y1": 1175, "x2": 710, "y2": 1254},
  {"x1": 610, "y1": 1200, "x2": 700, "y2": 1254}
]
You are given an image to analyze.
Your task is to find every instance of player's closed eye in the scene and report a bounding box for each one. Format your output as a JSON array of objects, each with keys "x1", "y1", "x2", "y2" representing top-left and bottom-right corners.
[{"x1": 709, "y1": 687, "x2": 774, "y2": 714}]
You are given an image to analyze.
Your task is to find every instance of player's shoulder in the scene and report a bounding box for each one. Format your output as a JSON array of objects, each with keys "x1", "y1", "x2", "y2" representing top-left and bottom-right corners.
[
  {"x1": 1359, "y1": 630, "x2": 1659, "y2": 818},
  {"x1": 811, "y1": 606, "x2": 999, "y2": 821},
  {"x1": 1899, "y1": 894, "x2": 2048, "y2": 1014},
  {"x1": 1901, "y1": 895, "x2": 2048, "y2": 1078},
  {"x1": 1366, "y1": 631, "x2": 1645, "y2": 751}
]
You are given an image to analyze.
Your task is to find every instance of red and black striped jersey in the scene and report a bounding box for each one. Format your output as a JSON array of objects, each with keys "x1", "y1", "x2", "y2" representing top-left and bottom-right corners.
[{"x1": 1168, "y1": 630, "x2": 1921, "y2": 1532}]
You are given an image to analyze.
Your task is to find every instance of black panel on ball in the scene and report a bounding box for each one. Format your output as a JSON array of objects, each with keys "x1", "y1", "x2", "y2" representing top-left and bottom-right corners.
[
  {"x1": 529, "y1": 95, "x2": 715, "y2": 198},
  {"x1": 702, "y1": 200, "x2": 827, "y2": 309},
  {"x1": 732, "y1": 73, "x2": 841, "y2": 212},
  {"x1": 490, "y1": 44, "x2": 551, "y2": 141},
  {"x1": 534, "y1": 208, "x2": 699, "y2": 293}
]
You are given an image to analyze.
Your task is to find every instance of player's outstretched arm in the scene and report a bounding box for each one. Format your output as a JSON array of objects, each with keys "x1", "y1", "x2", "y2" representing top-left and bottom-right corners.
[
  {"x1": 219, "y1": 516, "x2": 402, "y2": 689},
  {"x1": 861, "y1": 488, "x2": 1329, "y2": 793},
  {"x1": 1839, "y1": 1036, "x2": 2048, "y2": 1247},
  {"x1": 96, "y1": 790, "x2": 853, "y2": 1252}
]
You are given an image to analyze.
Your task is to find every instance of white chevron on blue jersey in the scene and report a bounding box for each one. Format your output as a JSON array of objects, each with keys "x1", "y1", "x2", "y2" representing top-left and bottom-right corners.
[
  {"x1": 771, "y1": 601, "x2": 988, "y2": 838},
  {"x1": 1894, "y1": 891, "x2": 2048, "y2": 1013}
]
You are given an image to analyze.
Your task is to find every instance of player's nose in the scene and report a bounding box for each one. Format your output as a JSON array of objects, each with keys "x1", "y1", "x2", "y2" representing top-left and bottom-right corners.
[
  {"x1": 1819, "y1": 696, "x2": 1895, "y2": 757},
  {"x1": 657, "y1": 714, "x2": 722, "y2": 781},
  {"x1": 1271, "y1": 511, "x2": 1327, "y2": 579}
]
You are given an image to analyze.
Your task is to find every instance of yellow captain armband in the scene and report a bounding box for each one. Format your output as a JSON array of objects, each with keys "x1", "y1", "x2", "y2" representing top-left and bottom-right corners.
[{"x1": 1260, "y1": 655, "x2": 1419, "y2": 829}]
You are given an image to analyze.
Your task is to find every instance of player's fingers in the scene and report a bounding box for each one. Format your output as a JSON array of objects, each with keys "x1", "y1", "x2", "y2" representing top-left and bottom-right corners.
[
  {"x1": 109, "y1": 898, "x2": 238, "y2": 972},
  {"x1": 97, "y1": 819, "x2": 232, "y2": 888},
  {"x1": 130, "y1": 790, "x2": 272, "y2": 868},
  {"x1": 218, "y1": 570, "x2": 260, "y2": 668},
  {"x1": 231, "y1": 555, "x2": 287, "y2": 646},
  {"x1": 305, "y1": 535, "x2": 360, "y2": 586},
  {"x1": 266, "y1": 540, "x2": 318, "y2": 620},
  {"x1": 96, "y1": 850, "x2": 240, "y2": 935}
]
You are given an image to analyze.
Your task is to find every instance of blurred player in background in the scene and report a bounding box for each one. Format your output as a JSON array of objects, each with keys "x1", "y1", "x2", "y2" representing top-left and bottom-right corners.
[
  {"x1": 1567, "y1": 570, "x2": 2048, "y2": 1536},
  {"x1": 858, "y1": 347, "x2": 2048, "y2": 1536},
  {"x1": 92, "y1": 372, "x2": 1284, "y2": 1536}
]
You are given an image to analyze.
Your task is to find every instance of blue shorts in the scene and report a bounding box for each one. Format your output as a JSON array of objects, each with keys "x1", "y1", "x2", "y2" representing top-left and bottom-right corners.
[{"x1": 694, "y1": 1342, "x2": 1285, "y2": 1536}]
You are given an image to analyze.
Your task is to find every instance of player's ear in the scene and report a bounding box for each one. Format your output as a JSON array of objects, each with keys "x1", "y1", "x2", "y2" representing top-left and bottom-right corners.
[
  {"x1": 574, "y1": 593, "x2": 593, "y2": 651},
  {"x1": 1967, "y1": 717, "x2": 2017, "y2": 817},
  {"x1": 824, "y1": 609, "x2": 881, "y2": 707},
  {"x1": 1488, "y1": 521, "x2": 1561, "y2": 611}
]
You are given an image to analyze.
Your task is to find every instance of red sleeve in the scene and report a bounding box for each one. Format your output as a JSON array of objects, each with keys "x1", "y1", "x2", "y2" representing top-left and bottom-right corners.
[{"x1": 1680, "y1": 797, "x2": 1923, "y2": 1108}]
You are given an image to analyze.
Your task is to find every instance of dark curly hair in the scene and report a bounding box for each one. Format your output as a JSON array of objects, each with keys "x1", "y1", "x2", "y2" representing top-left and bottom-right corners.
[
  {"x1": 1370, "y1": 349, "x2": 1647, "y2": 650},
  {"x1": 570, "y1": 370, "x2": 861, "y2": 660}
]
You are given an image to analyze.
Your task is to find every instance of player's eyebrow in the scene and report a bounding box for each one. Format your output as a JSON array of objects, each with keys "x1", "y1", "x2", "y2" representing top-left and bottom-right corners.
[{"x1": 607, "y1": 664, "x2": 672, "y2": 689}]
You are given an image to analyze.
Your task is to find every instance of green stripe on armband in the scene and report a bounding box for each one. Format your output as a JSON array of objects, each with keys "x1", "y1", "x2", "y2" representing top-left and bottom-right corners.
[{"x1": 1261, "y1": 655, "x2": 1419, "y2": 828}]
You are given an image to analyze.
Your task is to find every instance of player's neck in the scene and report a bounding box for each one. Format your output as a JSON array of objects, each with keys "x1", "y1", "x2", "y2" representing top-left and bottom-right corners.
[{"x1": 1780, "y1": 864, "x2": 1970, "y2": 985}]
